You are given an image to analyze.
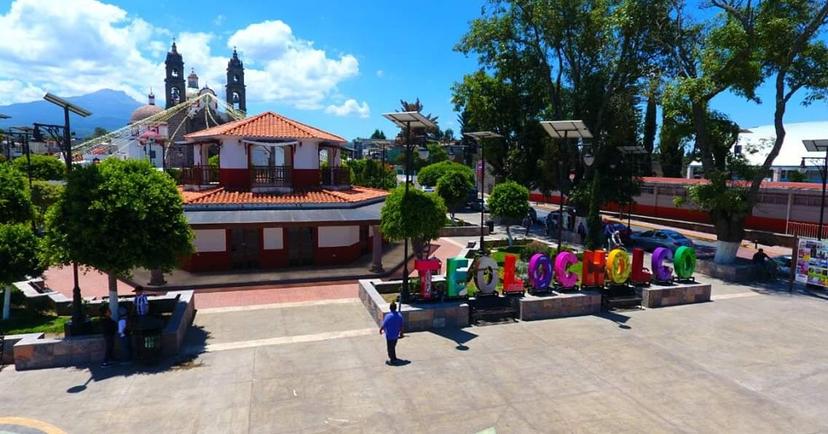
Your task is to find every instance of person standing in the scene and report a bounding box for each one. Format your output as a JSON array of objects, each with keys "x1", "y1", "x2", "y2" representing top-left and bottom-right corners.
[
  {"x1": 117, "y1": 305, "x2": 131, "y2": 363},
  {"x1": 100, "y1": 307, "x2": 117, "y2": 367},
  {"x1": 379, "y1": 302, "x2": 404, "y2": 365}
]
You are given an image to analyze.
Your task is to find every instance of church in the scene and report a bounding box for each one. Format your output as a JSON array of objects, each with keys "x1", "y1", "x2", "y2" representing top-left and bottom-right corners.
[{"x1": 124, "y1": 42, "x2": 248, "y2": 168}]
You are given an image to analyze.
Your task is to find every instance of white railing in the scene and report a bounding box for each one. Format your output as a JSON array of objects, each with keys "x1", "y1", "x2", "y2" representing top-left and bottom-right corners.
[{"x1": 786, "y1": 221, "x2": 828, "y2": 239}]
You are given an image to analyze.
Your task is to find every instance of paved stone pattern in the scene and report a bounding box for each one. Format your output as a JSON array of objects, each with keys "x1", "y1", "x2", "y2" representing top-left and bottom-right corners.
[
  {"x1": 520, "y1": 291, "x2": 602, "y2": 321},
  {"x1": 640, "y1": 283, "x2": 712, "y2": 308},
  {"x1": 2, "y1": 280, "x2": 828, "y2": 433}
]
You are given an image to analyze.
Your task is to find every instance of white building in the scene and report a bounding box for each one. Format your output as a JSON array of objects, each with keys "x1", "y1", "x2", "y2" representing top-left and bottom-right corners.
[{"x1": 687, "y1": 120, "x2": 828, "y2": 182}]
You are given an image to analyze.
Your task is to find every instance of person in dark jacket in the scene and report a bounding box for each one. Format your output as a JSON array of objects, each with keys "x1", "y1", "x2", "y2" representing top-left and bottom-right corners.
[{"x1": 100, "y1": 307, "x2": 117, "y2": 367}]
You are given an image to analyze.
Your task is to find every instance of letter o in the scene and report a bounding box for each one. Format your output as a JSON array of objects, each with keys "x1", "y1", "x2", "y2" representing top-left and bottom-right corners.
[
  {"x1": 554, "y1": 251, "x2": 579, "y2": 288},
  {"x1": 528, "y1": 253, "x2": 552, "y2": 290},
  {"x1": 674, "y1": 246, "x2": 696, "y2": 279},
  {"x1": 652, "y1": 247, "x2": 673, "y2": 282},
  {"x1": 606, "y1": 249, "x2": 631, "y2": 284},
  {"x1": 474, "y1": 256, "x2": 499, "y2": 295}
]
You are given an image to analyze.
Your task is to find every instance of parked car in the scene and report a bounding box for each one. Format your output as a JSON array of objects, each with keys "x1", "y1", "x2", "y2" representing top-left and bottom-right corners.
[
  {"x1": 527, "y1": 207, "x2": 538, "y2": 225},
  {"x1": 630, "y1": 229, "x2": 694, "y2": 252},
  {"x1": 421, "y1": 185, "x2": 435, "y2": 193},
  {"x1": 771, "y1": 255, "x2": 792, "y2": 278}
]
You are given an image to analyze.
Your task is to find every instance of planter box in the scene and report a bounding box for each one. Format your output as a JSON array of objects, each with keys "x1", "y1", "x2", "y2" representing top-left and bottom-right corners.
[
  {"x1": 638, "y1": 282, "x2": 711, "y2": 308},
  {"x1": 519, "y1": 291, "x2": 602, "y2": 321},
  {"x1": 696, "y1": 260, "x2": 762, "y2": 283},
  {"x1": 438, "y1": 225, "x2": 489, "y2": 237},
  {"x1": 358, "y1": 279, "x2": 469, "y2": 332}
]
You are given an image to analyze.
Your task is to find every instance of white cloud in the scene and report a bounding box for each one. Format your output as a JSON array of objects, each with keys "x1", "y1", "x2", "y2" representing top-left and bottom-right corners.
[
  {"x1": 325, "y1": 99, "x2": 370, "y2": 118},
  {"x1": 0, "y1": 1, "x2": 361, "y2": 112},
  {"x1": 228, "y1": 20, "x2": 359, "y2": 109},
  {"x1": 376, "y1": 69, "x2": 384, "y2": 78}
]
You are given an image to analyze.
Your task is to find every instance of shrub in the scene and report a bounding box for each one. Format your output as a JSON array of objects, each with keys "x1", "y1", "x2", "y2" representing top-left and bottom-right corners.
[
  {"x1": 417, "y1": 161, "x2": 474, "y2": 187},
  {"x1": 13, "y1": 154, "x2": 65, "y2": 180},
  {"x1": 520, "y1": 240, "x2": 552, "y2": 261}
]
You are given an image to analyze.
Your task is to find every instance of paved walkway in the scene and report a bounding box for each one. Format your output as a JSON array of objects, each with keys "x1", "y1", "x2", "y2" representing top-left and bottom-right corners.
[{"x1": 2, "y1": 278, "x2": 827, "y2": 433}]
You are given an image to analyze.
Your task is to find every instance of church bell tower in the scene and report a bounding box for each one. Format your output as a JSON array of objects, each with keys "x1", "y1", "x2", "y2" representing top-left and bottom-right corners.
[
  {"x1": 226, "y1": 48, "x2": 246, "y2": 113},
  {"x1": 165, "y1": 41, "x2": 185, "y2": 109}
]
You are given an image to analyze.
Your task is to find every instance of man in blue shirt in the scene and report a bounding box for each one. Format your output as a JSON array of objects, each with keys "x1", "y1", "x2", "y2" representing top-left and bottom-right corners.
[{"x1": 380, "y1": 302, "x2": 404, "y2": 365}]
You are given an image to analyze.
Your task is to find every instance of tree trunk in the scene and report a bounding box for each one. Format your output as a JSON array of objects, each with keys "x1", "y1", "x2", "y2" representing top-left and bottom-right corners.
[
  {"x1": 2, "y1": 285, "x2": 11, "y2": 320},
  {"x1": 712, "y1": 214, "x2": 746, "y2": 264},
  {"x1": 108, "y1": 272, "x2": 120, "y2": 321}
]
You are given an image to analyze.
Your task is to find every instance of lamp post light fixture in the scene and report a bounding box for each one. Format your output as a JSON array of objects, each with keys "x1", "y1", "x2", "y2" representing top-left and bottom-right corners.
[
  {"x1": 464, "y1": 131, "x2": 503, "y2": 253},
  {"x1": 42, "y1": 92, "x2": 92, "y2": 331},
  {"x1": 802, "y1": 139, "x2": 828, "y2": 240},
  {"x1": 383, "y1": 111, "x2": 437, "y2": 305},
  {"x1": 540, "y1": 120, "x2": 593, "y2": 252}
]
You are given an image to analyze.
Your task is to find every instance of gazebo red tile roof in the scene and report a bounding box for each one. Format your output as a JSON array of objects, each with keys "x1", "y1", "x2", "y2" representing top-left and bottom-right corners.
[
  {"x1": 184, "y1": 111, "x2": 346, "y2": 142},
  {"x1": 179, "y1": 186, "x2": 388, "y2": 205}
]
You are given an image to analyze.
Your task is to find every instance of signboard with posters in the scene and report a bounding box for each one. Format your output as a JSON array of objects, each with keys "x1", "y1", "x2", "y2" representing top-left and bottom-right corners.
[{"x1": 795, "y1": 238, "x2": 828, "y2": 288}]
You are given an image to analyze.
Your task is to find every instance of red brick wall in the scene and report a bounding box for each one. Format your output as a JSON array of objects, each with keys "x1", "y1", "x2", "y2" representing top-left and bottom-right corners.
[
  {"x1": 314, "y1": 242, "x2": 362, "y2": 265},
  {"x1": 182, "y1": 251, "x2": 231, "y2": 272}
]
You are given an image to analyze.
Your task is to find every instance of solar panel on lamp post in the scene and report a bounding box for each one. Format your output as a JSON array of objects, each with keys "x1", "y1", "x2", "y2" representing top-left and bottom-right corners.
[
  {"x1": 43, "y1": 93, "x2": 92, "y2": 332},
  {"x1": 383, "y1": 111, "x2": 436, "y2": 305},
  {"x1": 803, "y1": 139, "x2": 828, "y2": 240},
  {"x1": 464, "y1": 131, "x2": 503, "y2": 253},
  {"x1": 540, "y1": 120, "x2": 593, "y2": 252}
]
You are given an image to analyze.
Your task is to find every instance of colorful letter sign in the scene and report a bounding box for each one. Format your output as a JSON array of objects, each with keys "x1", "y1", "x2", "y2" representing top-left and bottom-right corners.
[
  {"x1": 582, "y1": 250, "x2": 606, "y2": 288},
  {"x1": 606, "y1": 249, "x2": 631, "y2": 284},
  {"x1": 474, "y1": 256, "x2": 499, "y2": 295},
  {"x1": 674, "y1": 246, "x2": 696, "y2": 280},
  {"x1": 502, "y1": 254, "x2": 525, "y2": 294},
  {"x1": 528, "y1": 253, "x2": 553, "y2": 291},
  {"x1": 414, "y1": 258, "x2": 442, "y2": 300},
  {"x1": 630, "y1": 248, "x2": 651, "y2": 285},
  {"x1": 446, "y1": 257, "x2": 469, "y2": 297},
  {"x1": 554, "y1": 251, "x2": 579, "y2": 289},
  {"x1": 652, "y1": 247, "x2": 673, "y2": 282}
]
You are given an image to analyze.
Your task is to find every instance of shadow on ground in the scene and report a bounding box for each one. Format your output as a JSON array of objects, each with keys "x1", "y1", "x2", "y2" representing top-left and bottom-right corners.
[
  {"x1": 64, "y1": 324, "x2": 210, "y2": 394},
  {"x1": 428, "y1": 327, "x2": 478, "y2": 351}
]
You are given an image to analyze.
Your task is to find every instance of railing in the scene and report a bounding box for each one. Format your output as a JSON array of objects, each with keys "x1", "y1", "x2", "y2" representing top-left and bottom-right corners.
[
  {"x1": 786, "y1": 221, "x2": 828, "y2": 239},
  {"x1": 180, "y1": 166, "x2": 219, "y2": 185},
  {"x1": 251, "y1": 165, "x2": 292, "y2": 187},
  {"x1": 321, "y1": 167, "x2": 351, "y2": 186}
]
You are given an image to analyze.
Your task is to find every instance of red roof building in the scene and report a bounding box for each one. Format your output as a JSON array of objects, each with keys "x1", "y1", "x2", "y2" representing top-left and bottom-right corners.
[{"x1": 175, "y1": 111, "x2": 388, "y2": 272}]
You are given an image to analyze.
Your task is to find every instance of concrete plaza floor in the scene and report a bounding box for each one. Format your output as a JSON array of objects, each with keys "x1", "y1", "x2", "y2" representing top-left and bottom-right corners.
[{"x1": 2, "y1": 278, "x2": 828, "y2": 433}]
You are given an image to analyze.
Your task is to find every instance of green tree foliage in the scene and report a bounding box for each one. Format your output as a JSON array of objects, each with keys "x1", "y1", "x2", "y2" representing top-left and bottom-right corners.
[
  {"x1": 380, "y1": 187, "x2": 447, "y2": 258},
  {"x1": 0, "y1": 223, "x2": 41, "y2": 284},
  {"x1": 30, "y1": 180, "x2": 64, "y2": 229},
  {"x1": 437, "y1": 170, "x2": 474, "y2": 222},
  {"x1": 12, "y1": 154, "x2": 65, "y2": 180},
  {"x1": 426, "y1": 143, "x2": 449, "y2": 165},
  {"x1": 370, "y1": 129, "x2": 386, "y2": 140},
  {"x1": 0, "y1": 164, "x2": 33, "y2": 224},
  {"x1": 417, "y1": 161, "x2": 475, "y2": 187},
  {"x1": 208, "y1": 155, "x2": 220, "y2": 168},
  {"x1": 455, "y1": 0, "x2": 671, "y2": 247},
  {"x1": 90, "y1": 127, "x2": 109, "y2": 139},
  {"x1": 345, "y1": 159, "x2": 397, "y2": 190},
  {"x1": 787, "y1": 171, "x2": 808, "y2": 182},
  {"x1": 43, "y1": 159, "x2": 194, "y2": 275},
  {"x1": 488, "y1": 181, "x2": 530, "y2": 245}
]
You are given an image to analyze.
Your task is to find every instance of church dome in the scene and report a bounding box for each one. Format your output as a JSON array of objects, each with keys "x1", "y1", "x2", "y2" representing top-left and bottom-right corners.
[
  {"x1": 130, "y1": 104, "x2": 163, "y2": 123},
  {"x1": 130, "y1": 91, "x2": 163, "y2": 124}
]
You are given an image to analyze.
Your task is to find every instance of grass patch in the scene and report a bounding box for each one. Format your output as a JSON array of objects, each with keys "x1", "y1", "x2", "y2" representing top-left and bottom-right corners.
[{"x1": 0, "y1": 308, "x2": 70, "y2": 335}]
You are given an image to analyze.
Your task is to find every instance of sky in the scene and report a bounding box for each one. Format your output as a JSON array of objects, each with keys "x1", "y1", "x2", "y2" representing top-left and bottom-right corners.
[{"x1": 0, "y1": 0, "x2": 826, "y2": 141}]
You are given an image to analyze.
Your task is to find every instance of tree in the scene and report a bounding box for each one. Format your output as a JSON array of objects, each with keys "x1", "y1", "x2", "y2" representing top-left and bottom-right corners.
[
  {"x1": 0, "y1": 224, "x2": 41, "y2": 320},
  {"x1": 417, "y1": 161, "x2": 475, "y2": 187},
  {"x1": 664, "y1": 0, "x2": 828, "y2": 263},
  {"x1": 345, "y1": 159, "x2": 397, "y2": 190},
  {"x1": 0, "y1": 164, "x2": 33, "y2": 224},
  {"x1": 43, "y1": 159, "x2": 193, "y2": 319},
  {"x1": 13, "y1": 154, "x2": 65, "y2": 180},
  {"x1": 787, "y1": 171, "x2": 808, "y2": 182},
  {"x1": 30, "y1": 180, "x2": 64, "y2": 229},
  {"x1": 426, "y1": 143, "x2": 449, "y2": 165},
  {"x1": 370, "y1": 129, "x2": 386, "y2": 140},
  {"x1": 380, "y1": 187, "x2": 447, "y2": 259},
  {"x1": 488, "y1": 180, "x2": 530, "y2": 246},
  {"x1": 437, "y1": 170, "x2": 474, "y2": 223},
  {"x1": 90, "y1": 127, "x2": 109, "y2": 139}
]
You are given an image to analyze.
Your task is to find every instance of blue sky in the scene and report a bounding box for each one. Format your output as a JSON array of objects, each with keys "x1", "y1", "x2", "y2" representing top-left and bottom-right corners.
[{"x1": 0, "y1": 0, "x2": 825, "y2": 141}]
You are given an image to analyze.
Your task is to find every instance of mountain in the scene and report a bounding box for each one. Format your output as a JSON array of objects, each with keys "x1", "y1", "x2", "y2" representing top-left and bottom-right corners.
[{"x1": 0, "y1": 89, "x2": 142, "y2": 138}]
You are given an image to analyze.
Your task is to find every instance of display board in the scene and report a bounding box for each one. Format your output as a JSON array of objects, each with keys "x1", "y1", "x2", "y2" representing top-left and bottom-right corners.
[{"x1": 795, "y1": 238, "x2": 828, "y2": 287}]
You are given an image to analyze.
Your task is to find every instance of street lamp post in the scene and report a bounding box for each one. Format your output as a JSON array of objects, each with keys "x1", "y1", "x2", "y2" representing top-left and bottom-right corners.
[
  {"x1": 540, "y1": 121, "x2": 593, "y2": 252},
  {"x1": 42, "y1": 93, "x2": 92, "y2": 332},
  {"x1": 383, "y1": 112, "x2": 436, "y2": 305},
  {"x1": 802, "y1": 139, "x2": 828, "y2": 240},
  {"x1": 464, "y1": 132, "x2": 503, "y2": 253}
]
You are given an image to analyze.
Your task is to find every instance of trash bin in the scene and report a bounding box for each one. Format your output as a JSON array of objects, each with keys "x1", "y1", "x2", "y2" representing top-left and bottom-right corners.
[
  {"x1": 486, "y1": 220, "x2": 495, "y2": 233},
  {"x1": 132, "y1": 328, "x2": 162, "y2": 365}
]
